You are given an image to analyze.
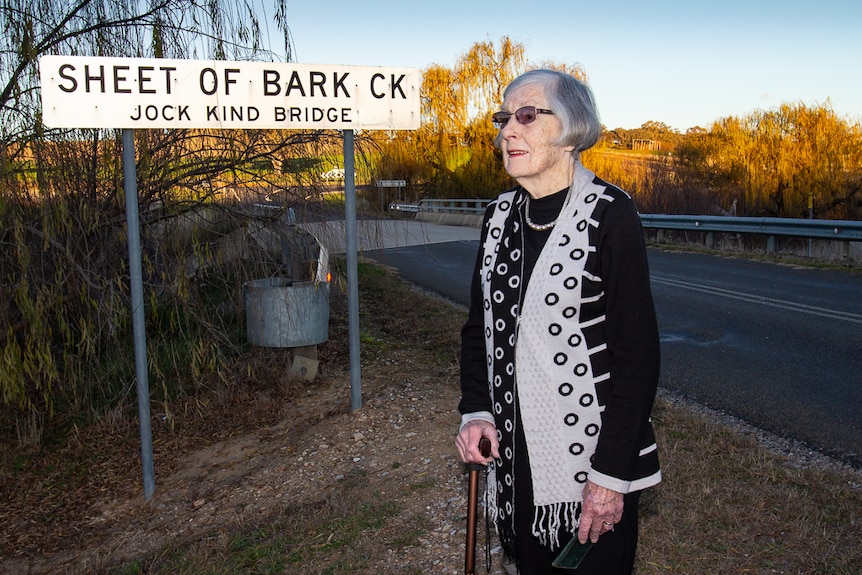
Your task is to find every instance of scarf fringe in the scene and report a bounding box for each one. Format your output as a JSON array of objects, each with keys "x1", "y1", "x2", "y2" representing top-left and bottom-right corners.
[
  {"x1": 486, "y1": 464, "x2": 517, "y2": 558},
  {"x1": 532, "y1": 502, "x2": 580, "y2": 550},
  {"x1": 486, "y1": 464, "x2": 499, "y2": 525},
  {"x1": 488, "y1": 464, "x2": 582, "y2": 555}
]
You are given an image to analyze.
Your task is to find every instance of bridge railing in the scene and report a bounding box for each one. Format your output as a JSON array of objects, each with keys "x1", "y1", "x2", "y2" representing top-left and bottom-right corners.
[
  {"x1": 637, "y1": 214, "x2": 862, "y2": 242},
  {"x1": 397, "y1": 198, "x2": 862, "y2": 257},
  {"x1": 412, "y1": 198, "x2": 489, "y2": 214}
]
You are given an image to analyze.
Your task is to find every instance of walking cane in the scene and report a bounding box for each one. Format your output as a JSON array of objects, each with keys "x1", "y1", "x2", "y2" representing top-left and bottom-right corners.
[{"x1": 465, "y1": 436, "x2": 492, "y2": 575}]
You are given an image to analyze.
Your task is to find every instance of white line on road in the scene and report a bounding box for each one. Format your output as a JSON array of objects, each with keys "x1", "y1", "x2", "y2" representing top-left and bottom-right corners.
[{"x1": 651, "y1": 274, "x2": 862, "y2": 325}]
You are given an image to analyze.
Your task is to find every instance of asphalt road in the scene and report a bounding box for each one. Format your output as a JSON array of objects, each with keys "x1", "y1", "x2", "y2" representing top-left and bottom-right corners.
[{"x1": 366, "y1": 240, "x2": 862, "y2": 468}]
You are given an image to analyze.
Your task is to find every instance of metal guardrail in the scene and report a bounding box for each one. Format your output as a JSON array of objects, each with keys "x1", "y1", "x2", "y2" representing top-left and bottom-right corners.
[
  {"x1": 388, "y1": 202, "x2": 420, "y2": 213},
  {"x1": 395, "y1": 199, "x2": 862, "y2": 243},
  {"x1": 639, "y1": 214, "x2": 862, "y2": 242},
  {"x1": 413, "y1": 198, "x2": 489, "y2": 214}
]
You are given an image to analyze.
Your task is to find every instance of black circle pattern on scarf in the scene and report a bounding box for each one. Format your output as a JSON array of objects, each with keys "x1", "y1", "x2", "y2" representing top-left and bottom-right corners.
[
  {"x1": 483, "y1": 198, "x2": 523, "y2": 528},
  {"x1": 478, "y1": 186, "x2": 611, "y2": 554}
]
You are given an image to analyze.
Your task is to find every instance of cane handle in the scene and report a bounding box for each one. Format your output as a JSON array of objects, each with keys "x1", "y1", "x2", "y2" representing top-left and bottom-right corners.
[{"x1": 479, "y1": 436, "x2": 491, "y2": 458}]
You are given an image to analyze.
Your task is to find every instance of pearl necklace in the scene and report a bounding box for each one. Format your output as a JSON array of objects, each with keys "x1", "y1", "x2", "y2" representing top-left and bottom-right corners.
[{"x1": 524, "y1": 197, "x2": 558, "y2": 231}]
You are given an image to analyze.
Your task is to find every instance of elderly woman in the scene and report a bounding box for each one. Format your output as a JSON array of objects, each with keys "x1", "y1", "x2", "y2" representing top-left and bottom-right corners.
[{"x1": 455, "y1": 69, "x2": 661, "y2": 575}]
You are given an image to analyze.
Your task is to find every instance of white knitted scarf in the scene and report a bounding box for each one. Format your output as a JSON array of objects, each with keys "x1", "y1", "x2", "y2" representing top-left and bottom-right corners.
[{"x1": 481, "y1": 162, "x2": 613, "y2": 549}]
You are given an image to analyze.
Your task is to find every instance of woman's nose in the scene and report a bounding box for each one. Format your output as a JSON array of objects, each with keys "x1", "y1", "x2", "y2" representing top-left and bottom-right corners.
[{"x1": 500, "y1": 119, "x2": 520, "y2": 138}]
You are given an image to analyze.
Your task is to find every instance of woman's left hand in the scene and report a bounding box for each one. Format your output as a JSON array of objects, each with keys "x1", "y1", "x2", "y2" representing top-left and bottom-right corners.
[{"x1": 578, "y1": 480, "x2": 624, "y2": 543}]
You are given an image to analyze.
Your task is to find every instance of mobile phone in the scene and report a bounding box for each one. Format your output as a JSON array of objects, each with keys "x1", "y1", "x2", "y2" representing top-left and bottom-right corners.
[{"x1": 551, "y1": 534, "x2": 592, "y2": 570}]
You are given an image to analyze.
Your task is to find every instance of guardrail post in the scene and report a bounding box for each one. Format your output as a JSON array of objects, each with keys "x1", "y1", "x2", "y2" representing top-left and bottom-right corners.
[
  {"x1": 767, "y1": 235, "x2": 776, "y2": 254},
  {"x1": 706, "y1": 232, "x2": 715, "y2": 250}
]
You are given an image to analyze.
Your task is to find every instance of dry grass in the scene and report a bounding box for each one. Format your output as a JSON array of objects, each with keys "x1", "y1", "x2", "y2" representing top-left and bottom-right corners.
[
  {"x1": 1, "y1": 259, "x2": 860, "y2": 574},
  {"x1": 639, "y1": 396, "x2": 862, "y2": 574}
]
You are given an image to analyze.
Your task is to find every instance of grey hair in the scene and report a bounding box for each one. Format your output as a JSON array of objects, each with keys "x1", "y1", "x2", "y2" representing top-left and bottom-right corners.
[{"x1": 499, "y1": 69, "x2": 602, "y2": 152}]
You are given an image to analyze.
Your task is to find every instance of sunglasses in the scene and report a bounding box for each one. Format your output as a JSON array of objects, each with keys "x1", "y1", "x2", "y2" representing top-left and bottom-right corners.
[{"x1": 492, "y1": 106, "x2": 554, "y2": 129}]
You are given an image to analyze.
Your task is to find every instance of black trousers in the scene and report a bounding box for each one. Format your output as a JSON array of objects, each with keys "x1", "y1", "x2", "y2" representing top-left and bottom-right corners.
[{"x1": 512, "y1": 418, "x2": 641, "y2": 575}]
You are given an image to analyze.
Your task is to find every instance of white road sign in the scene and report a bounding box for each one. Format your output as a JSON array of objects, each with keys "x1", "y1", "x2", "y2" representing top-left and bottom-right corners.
[{"x1": 39, "y1": 55, "x2": 421, "y2": 130}]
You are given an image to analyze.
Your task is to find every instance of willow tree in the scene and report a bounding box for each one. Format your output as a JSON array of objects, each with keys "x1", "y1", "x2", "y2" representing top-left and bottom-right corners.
[
  {"x1": 374, "y1": 37, "x2": 527, "y2": 197},
  {"x1": 676, "y1": 103, "x2": 862, "y2": 218},
  {"x1": 380, "y1": 40, "x2": 605, "y2": 198},
  {"x1": 0, "y1": 0, "x2": 310, "y2": 432},
  {"x1": 1, "y1": 0, "x2": 292, "y2": 140},
  {"x1": 775, "y1": 103, "x2": 862, "y2": 219}
]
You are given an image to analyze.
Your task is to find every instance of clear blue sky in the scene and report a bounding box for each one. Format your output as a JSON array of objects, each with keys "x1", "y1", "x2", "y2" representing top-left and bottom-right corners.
[{"x1": 268, "y1": 0, "x2": 861, "y2": 132}]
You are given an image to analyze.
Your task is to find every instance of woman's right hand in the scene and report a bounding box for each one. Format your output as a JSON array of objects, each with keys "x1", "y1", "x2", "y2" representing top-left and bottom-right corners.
[{"x1": 455, "y1": 419, "x2": 500, "y2": 464}]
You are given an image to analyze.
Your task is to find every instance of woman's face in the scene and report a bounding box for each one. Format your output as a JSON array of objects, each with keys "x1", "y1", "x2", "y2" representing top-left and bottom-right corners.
[{"x1": 498, "y1": 84, "x2": 574, "y2": 198}]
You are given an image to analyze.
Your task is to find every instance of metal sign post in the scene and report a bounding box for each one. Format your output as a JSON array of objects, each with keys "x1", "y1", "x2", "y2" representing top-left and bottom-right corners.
[
  {"x1": 122, "y1": 129, "x2": 155, "y2": 499},
  {"x1": 343, "y1": 131, "x2": 362, "y2": 411}
]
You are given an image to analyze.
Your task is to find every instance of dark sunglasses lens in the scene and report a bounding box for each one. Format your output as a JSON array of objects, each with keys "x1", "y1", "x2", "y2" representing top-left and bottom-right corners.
[
  {"x1": 492, "y1": 112, "x2": 510, "y2": 127},
  {"x1": 515, "y1": 107, "x2": 538, "y2": 124}
]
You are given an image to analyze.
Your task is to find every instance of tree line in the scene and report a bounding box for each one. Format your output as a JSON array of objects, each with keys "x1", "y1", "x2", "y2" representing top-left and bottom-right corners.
[{"x1": 374, "y1": 41, "x2": 861, "y2": 221}]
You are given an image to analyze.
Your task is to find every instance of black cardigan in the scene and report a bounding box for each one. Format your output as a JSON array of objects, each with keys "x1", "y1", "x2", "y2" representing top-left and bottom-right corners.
[{"x1": 458, "y1": 180, "x2": 661, "y2": 486}]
